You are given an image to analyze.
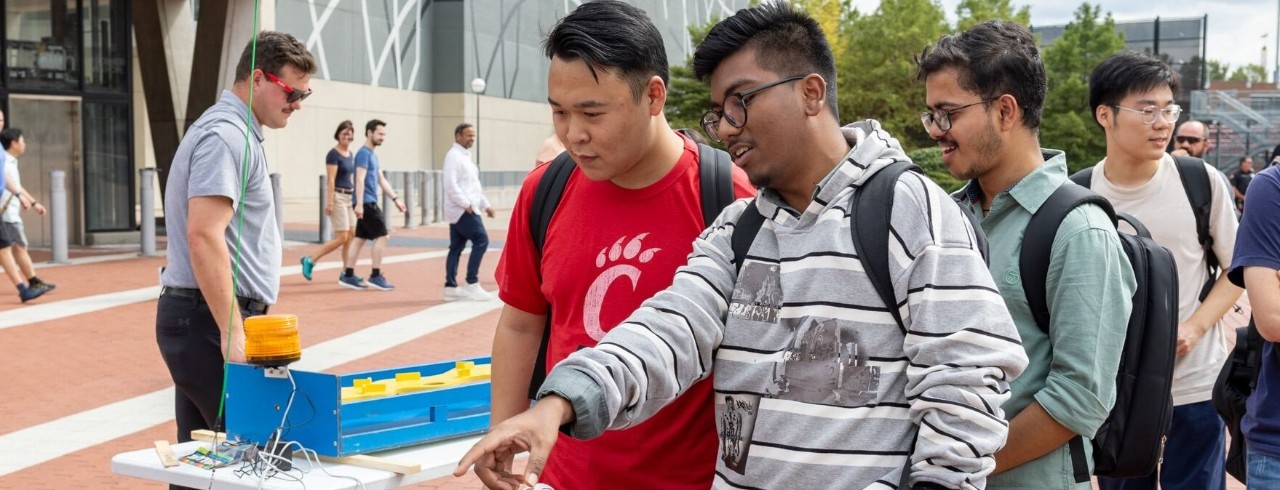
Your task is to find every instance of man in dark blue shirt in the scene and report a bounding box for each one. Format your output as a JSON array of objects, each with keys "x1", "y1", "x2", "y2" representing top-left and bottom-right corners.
[{"x1": 1228, "y1": 164, "x2": 1280, "y2": 488}]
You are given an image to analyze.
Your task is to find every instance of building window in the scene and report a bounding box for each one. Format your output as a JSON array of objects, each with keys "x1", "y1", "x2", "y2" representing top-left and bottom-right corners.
[
  {"x1": 5, "y1": 0, "x2": 80, "y2": 92},
  {"x1": 83, "y1": 100, "x2": 131, "y2": 231},
  {"x1": 82, "y1": 0, "x2": 127, "y2": 92}
]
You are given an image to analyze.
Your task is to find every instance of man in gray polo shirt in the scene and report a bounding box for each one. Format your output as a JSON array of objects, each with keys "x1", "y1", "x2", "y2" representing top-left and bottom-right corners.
[{"x1": 156, "y1": 31, "x2": 315, "y2": 458}]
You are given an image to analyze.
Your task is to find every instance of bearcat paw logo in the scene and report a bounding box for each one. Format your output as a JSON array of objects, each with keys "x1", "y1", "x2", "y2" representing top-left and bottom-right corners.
[
  {"x1": 584, "y1": 234, "x2": 662, "y2": 341},
  {"x1": 596, "y1": 234, "x2": 661, "y2": 268}
]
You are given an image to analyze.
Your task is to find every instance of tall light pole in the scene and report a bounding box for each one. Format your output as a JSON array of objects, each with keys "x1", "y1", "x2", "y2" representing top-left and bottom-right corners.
[{"x1": 470, "y1": 77, "x2": 486, "y2": 168}]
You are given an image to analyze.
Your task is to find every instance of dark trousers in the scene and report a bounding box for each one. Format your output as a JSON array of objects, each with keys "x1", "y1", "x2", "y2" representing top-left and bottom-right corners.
[
  {"x1": 1097, "y1": 400, "x2": 1226, "y2": 490},
  {"x1": 445, "y1": 212, "x2": 489, "y2": 287},
  {"x1": 155, "y1": 294, "x2": 255, "y2": 489}
]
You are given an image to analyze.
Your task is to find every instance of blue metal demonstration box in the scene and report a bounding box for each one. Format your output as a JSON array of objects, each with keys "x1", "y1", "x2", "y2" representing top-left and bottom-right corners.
[{"x1": 224, "y1": 357, "x2": 491, "y2": 457}]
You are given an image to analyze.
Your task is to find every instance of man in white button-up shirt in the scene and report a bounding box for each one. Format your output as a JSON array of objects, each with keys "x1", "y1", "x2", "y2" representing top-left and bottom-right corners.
[{"x1": 443, "y1": 123, "x2": 493, "y2": 301}]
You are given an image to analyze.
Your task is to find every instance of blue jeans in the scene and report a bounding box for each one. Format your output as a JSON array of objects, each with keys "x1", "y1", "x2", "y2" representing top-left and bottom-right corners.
[
  {"x1": 1249, "y1": 451, "x2": 1280, "y2": 488},
  {"x1": 1097, "y1": 401, "x2": 1226, "y2": 490},
  {"x1": 445, "y1": 212, "x2": 488, "y2": 287}
]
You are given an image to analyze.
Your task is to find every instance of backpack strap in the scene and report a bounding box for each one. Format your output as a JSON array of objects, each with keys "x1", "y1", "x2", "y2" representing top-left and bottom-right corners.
[
  {"x1": 1021, "y1": 181, "x2": 1117, "y2": 334},
  {"x1": 1172, "y1": 155, "x2": 1220, "y2": 300},
  {"x1": 1069, "y1": 166, "x2": 1094, "y2": 188},
  {"x1": 698, "y1": 143, "x2": 736, "y2": 227},
  {"x1": 530, "y1": 152, "x2": 576, "y2": 257},
  {"x1": 525, "y1": 151, "x2": 574, "y2": 399},
  {"x1": 1022, "y1": 181, "x2": 1120, "y2": 483},
  {"x1": 851, "y1": 161, "x2": 919, "y2": 331},
  {"x1": 731, "y1": 199, "x2": 764, "y2": 275}
]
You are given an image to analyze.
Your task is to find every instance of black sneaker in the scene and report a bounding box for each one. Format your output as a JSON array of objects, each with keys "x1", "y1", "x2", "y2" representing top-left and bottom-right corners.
[
  {"x1": 19, "y1": 284, "x2": 47, "y2": 303},
  {"x1": 32, "y1": 282, "x2": 56, "y2": 293}
]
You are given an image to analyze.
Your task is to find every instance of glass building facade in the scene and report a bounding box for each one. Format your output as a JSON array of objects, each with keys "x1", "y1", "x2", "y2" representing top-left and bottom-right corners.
[{"x1": 2, "y1": 0, "x2": 132, "y2": 245}]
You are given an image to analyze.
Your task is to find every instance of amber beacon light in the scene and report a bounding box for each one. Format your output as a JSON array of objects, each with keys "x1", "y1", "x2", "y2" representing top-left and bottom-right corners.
[{"x1": 244, "y1": 314, "x2": 302, "y2": 366}]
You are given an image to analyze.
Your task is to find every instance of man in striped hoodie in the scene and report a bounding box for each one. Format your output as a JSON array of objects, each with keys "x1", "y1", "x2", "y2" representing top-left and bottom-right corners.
[{"x1": 455, "y1": 4, "x2": 1027, "y2": 489}]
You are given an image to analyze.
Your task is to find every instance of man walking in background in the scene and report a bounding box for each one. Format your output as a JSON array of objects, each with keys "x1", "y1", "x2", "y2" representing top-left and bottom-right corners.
[
  {"x1": 442, "y1": 122, "x2": 493, "y2": 301},
  {"x1": 0, "y1": 128, "x2": 55, "y2": 296},
  {"x1": 0, "y1": 127, "x2": 45, "y2": 303},
  {"x1": 343, "y1": 119, "x2": 406, "y2": 291}
]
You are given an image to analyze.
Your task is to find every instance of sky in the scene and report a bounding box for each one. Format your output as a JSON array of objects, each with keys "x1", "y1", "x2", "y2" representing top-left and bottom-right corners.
[{"x1": 848, "y1": 1, "x2": 1280, "y2": 77}]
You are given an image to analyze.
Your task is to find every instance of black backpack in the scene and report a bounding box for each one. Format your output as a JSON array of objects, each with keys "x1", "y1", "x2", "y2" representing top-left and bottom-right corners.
[
  {"x1": 1021, "y1": 181, "x2": 1178, "y2": 480},
  {"x1": 525, "y1": 144, "x2": 738, "y2": 398},
  {"x1": 731, "y1": 161, "x2": 987, "y2": 330},
  {"x1": 1214, "y1": 318, "x2": 1265, "y2": 483},
  {"x1": 1071, "y1": 155, "x2": 1220, "y2": 299}
]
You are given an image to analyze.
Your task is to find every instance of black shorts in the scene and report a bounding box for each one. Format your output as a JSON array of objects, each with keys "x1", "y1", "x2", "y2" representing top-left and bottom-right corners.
[{"x1": 355, "y1": 202, "x2": 389, "y2": 240}]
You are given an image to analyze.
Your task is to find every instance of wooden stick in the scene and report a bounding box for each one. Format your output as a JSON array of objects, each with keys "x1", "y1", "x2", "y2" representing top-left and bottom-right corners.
[{"x1": 154, "y1": 440, "x2": 179, "y2": 467}]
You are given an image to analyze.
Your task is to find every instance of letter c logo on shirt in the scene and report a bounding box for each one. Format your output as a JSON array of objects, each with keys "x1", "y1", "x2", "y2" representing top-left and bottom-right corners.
[{"x1": 583, "y1": 234, "x2": 660, "y2": 341}]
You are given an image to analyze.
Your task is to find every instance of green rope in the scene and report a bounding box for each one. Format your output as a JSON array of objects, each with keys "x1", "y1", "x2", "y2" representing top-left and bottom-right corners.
[{"x1": 215, "y1": 0, "x2": 261, "y2": 429}]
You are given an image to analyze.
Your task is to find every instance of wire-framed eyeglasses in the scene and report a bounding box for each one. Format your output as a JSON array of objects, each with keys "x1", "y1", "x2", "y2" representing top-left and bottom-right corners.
[{"x1": 1111, "y1": 104, "x2": 1182, "y2": 125}]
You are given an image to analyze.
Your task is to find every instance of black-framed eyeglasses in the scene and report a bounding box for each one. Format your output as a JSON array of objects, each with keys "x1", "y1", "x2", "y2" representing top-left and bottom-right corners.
[
  {"x1": 1175, "y1": 135, "x2": 1204, "y2": 144},
  {"x1": 1111, "y1": 103, "x2": 1181, "y2": 125},
  {"x1": 700, "y1": 76, "x2": 806, "y2": 143},
  {"x1": 920, "y1": 97, "x2": 998, "y2": 132},
  {"x1": 264, "y1": 71, "x2": 312, "y2": 104}
]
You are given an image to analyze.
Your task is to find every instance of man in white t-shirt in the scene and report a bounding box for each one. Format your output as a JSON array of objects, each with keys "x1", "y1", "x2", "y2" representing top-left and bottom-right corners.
[
  {"x1": 1086, "y1": 51, "x2": 1242, "y2": 490},
  {"x1": 0, "y1": 128, "x2": 53, "y2": 299}
]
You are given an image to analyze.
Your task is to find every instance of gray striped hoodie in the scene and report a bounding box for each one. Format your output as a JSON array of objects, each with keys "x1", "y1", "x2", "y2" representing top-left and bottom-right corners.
[{"x1": 539, "y1": 120, "x2": 1027, "y2": 489}]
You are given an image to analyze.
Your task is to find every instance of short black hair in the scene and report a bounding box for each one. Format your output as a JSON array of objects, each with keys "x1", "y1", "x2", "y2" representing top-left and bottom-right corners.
[
  {"x1": 455, "y1": 123, "x2": 474, "y2": 136},
  {"x1": 544, "y1": 0, "x2": 668, "y2": 101},
  {"x1": 333, "y1": 120, "x2": 353, "y2": 141},
  {"x1": 365, "y1": 119, "x2": 386, "y2": 135},
  {"x1": 234, "y1": 31, "x2": 317, "y2": 82},
  {"x1": 916, "y1": 20, "x2": 1046, "y2": 130},
  {"x1": 693, "y1": 3, "x2": 838, "y2": 121},
  {"x1": 1089, "y1": 51, "x2": 1180, "y2": 127},
  {"x1": 0, "y1": 128, "x2": 21, "y2": 150}
]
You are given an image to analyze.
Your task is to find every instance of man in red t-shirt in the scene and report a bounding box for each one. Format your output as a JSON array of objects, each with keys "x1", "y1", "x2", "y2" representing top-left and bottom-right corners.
[{"x1": 483, "y1": 2, "x2": 754, "y2": 489}]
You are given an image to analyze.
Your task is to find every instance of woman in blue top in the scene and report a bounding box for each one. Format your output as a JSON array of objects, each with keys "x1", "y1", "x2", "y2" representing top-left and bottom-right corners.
[{"x1": 300, "y1": 120, "x2": 359, "y2": 284}]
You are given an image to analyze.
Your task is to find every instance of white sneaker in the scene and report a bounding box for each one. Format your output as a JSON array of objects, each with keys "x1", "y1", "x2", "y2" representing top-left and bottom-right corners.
[
  {"x1": 462, "y1": 283, "x2": 493, "y2": 301},
  {"x1": 443, "y1": 287, "x2": 463, "y2": 302}
]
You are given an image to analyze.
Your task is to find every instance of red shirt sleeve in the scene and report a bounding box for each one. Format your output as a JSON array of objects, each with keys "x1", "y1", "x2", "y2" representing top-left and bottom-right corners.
[{"x1": 495, "y1": 163, "x2": 552, "y2": 315}]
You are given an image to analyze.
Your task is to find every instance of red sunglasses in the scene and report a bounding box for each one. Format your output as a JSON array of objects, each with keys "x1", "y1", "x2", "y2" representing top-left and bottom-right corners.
[{"x1": 263, "y1": 71, "x2": 312, "y2": 103}]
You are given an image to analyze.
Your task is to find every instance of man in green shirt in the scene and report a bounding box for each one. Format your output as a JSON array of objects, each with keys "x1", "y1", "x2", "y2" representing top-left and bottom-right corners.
[{"x1": 916, "y1": 21, "x2": 1136, "y2": 489}]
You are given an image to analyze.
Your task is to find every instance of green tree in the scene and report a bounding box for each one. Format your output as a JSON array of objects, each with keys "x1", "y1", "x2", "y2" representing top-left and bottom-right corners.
[
  {"x1": 1040, "y1": 3, "x2": 1125, "y2": 173},
  {"x1": 795, "y1": 0, "x2": 845, "y2": 47},
  {"x1": 664, "y1": 18, "x2": 720, "y2": 138},
  {"x1": 838, "y1": 0, "x2": 949, "y2": 150},
  {"x1": 955, "y1": 0, "x2": 1031, "y2": 30},
  {"x1": 1229, "y1": 63, "x2": 1268, "y2": 83},
  {"x1": 1207, "y1": 59, "x2": 1230, "y2": 81}
]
